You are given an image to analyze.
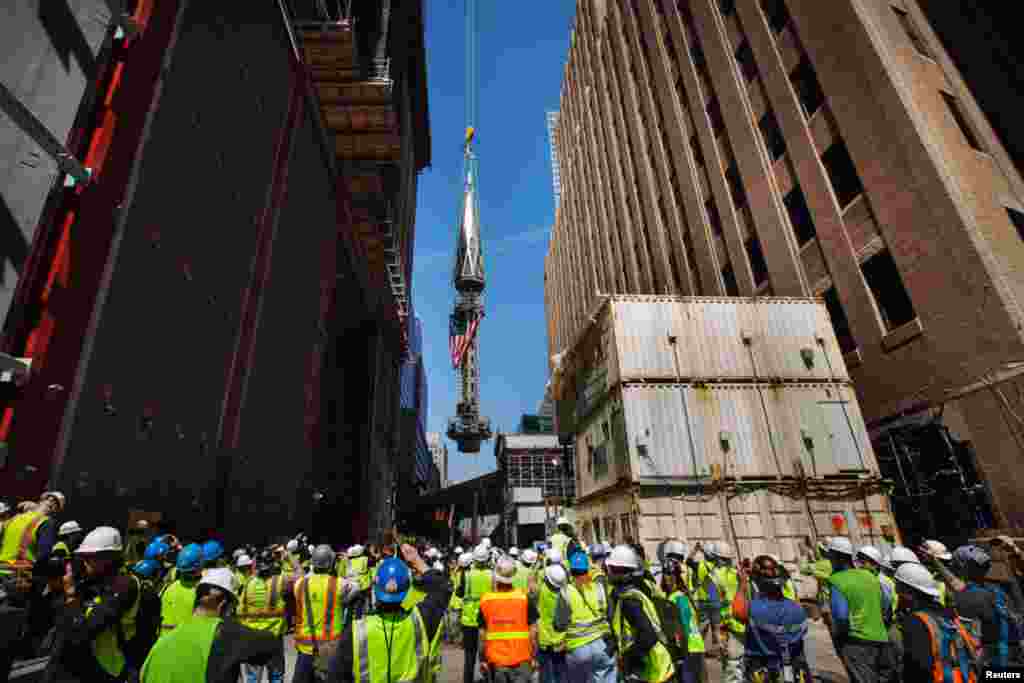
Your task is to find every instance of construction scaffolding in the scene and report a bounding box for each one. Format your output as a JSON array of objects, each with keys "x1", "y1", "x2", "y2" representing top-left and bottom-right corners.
[{"x1": 498, "y1": 438, "x2": 575, "y2": 503}]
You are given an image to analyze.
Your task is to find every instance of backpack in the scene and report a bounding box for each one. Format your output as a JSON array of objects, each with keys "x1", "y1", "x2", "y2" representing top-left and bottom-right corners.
[
  {"x1": 120, "y1": 578, "x2": 163, "y2": 669},
  {"x1": 964, "y1": 583, "x2": 1024, "y2": 666},
  {"x1": 912, "y1": 611, "x2": 980, "y2": 683}
]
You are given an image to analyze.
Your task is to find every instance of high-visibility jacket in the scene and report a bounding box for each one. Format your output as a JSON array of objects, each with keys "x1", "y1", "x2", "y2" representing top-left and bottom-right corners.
[
  {"x1": 336, "y1": 555, "x2": 349, "y2": 579},
  {"x1": 612, "y1": 588, "x2": 675, "y2": 682},
  {"x1": 714, "y1": 566, "x2": 746, "y2": 635},
  {"x1": 669, "y1": 590, "x2": 705, "y2": 654},
  {"x1": 537, "y1": 580, "x2": 566, "y2": 650},
  {"x1": 479, "y1": 590, "x2": 532, "y2": 667},
  {"x1": 160, "y1": 577, "x2": 199, "y2": 635},
  {"x1": 563, "y1": 581, "x2": 611, "y2": 651},
  {"x1": 449, "y1": 568, "x2": 464, "y2": 611},
  {"x1": 693, "y1": 559, "x2": 716, "y2": 601},
  {"x1": 52, "y1": 541, "x2": 71, "y2": 557},
  {"x1": 550, "y1": 533, "x2": 571, "y2": 566},
  {"x1": 461, "y1": 567, "x2": 493, "y2": 627},
  {"x1": 401, "y1": 577, "x2": 428, "y2": 612},
  {"x1": 911, "y1": 611, "x2": 980, "y2": 683},
  {"x1": 294, "y1": 573, "x2": 346, "y2": 656},
  {"x1": 511, "y1": 565, "x2": 531, "y2": 592},
  {"x1": 239, "y1": 575, "x2": 287, "y2": 637},
  {"x1": 89, "y1": 574, "x2": 143, "y2": 677},
  {"x1": 800, "y1": 558, "x2": 833, "y2": 607},
  {"x1": 830, "y1": 568, "x2": 889, "y2": 642},
  {"x1": 782, "y1": 578, "x2": 797, "y2": 602},
  {"x1": 0, "y1": 511, "x2": 47, "y2": 573},
  {"x1": 141, "y1": 615, "x2": 221, "y2": 683},
  {"x1": 348, "y1": 556, "x2": 371, "y2": 591},
  {"x1": 352, "y1": 607, "x2": 430, "y2": 683}
]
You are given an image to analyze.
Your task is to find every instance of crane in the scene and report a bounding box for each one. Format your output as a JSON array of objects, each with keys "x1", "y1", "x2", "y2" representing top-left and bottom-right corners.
[{"x1": 447, "y1": 0, "x2": 492, "y2": 453}]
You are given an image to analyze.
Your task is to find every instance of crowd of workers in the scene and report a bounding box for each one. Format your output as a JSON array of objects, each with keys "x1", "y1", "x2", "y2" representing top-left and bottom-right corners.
[{"x1": 4, "y1": 494, "x2": 1024, "y2": 683}]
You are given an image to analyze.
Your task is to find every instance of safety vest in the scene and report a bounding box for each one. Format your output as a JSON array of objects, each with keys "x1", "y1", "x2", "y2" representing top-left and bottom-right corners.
[
  {"x1": 714, "y1": 566, "x2": 746, "y2": 635},
  {"x1": 352, "y1": 607, "x2": 430, "y2": 683},
  {"x1": 829, "y1": 568, "x2": 889, "y2": 642},
  {"x1": 939, "y1": 582, "x2": 948, "y2": 608},
  {"x1": 53, "y1": 541, "x2": 71, "y2": 557},
  {"x1": 693, "y1": 560, "x2": 716, "y2": 602},
  {"x1": 160, "y1": 577, "x2": 199, "y2": 635},
  {"x1": 612, "y1": 588, "x2": 675, "y2": 683},
  {"x1": 479, "y1": 590, "x2": 532, "y2": 667},
  {"x1": 564, "y1": 581, "x2": 611, "y2": 651},
  {"x1": 461, "y1": 567, "x2": 493, "y2": 627},
  {"x1": 294, "y1": 573, "x2": 346, "y2": 655},
  {"x1": 140, "y1": 615, "x2": 220, "y2": 683},
  {"x1": 336, "y1": 555, "x2": 349, "y2": 579},
  {"x1": 512, "y1": 565, "x2": 531, "y2": 592},
  {"x1": 89, "y1": 574, "x2": 142, "y2": 677},
  {"x1": 348, "y1": 556, "x2": 371, "y2": 591},
  {"x1": 912, "y1": 611, "x2": 979, "y2": 683},
  {"x1": 428, "y1": 605, "x2": 444, "y2": 682},
  {"x1": 782, "y1": 579, "x2": 797, "y2": 602},
  {"x1": 668, "y1": 590, "x2": 705, "y2": 654},
  {"x1": 537, "y1": 580, "x2": 566, "y2": 650},
  {"x1": 0, "y1": 511, "x2": 46, "y2": 573},
  {"x1": 800, "y1": 558, "x2": 833, "y2": 606},
  {"x1": 239, "y1": 575, "x2": 287, "y2": 637},
  {"x1": 449, "y1": 568, "x2": 464, "y2": 611},
  {"x1": 550, "y1": 533, "x2": 571, "y2": 566},
  {"x1": 402, "y1": 577, "x2": 428, "y2": 612}
]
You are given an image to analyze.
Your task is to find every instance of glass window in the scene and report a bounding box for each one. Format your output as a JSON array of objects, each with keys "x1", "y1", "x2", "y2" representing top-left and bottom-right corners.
[
  {"x1": 790, "y1": 57, "x2": 825, "y2": 119},
  {"x1": 784, "y1": 186, "x2": 816, "y2": 245},
  {"x1": 861, "y1": 249, "x2": 917, "y2": 331},
  {"x1": 821, "y1": 141, "x2": 864, "y2": 209}
]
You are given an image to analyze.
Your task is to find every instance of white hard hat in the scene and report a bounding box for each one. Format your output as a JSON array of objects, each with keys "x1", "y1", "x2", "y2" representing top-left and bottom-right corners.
[
  {"x1": 650, "y1": 563, "x2": 663, "y2": 577},
  {"x1": 922, "y1": 540, "x2": 952, "y2": 561},
  {"x1": 481, "y1": 538, "x2": 492, "y2": 548},
  {"x1": 828, "y1": 537, "x2": 855, "y2": 556},
  {"x1": 237, "y1": 554, "x2": 253, "y2": 567},
  {"x1": 714, "y1": 542, "x2": 735, "y2": 560},
  {"x1": 663, "y1": 540, "x2": 688, "y2": 559},
  {"x1": 433, "y1": 560, "x2": 445, "y2": 572},
  {"x1": 41, "y1": 491, "x2": 66, "y2": 512},
  {"x1": 521, "y1": 549, "x2": 538, "y2": 565},
  {"x1": 454, "y1": 547, "x2": 464, "y2": 555},
  {"x1": 59, "y1": 521, "x2": 83, "y2": 536},
  {"x1": 495, "y1": 557, "x2": 517, "y2": 584},
  {"x1": 894, "y1": 562, "x2": 941, "y2": 599},
  {"x1": 857, "y1": 546, "x2": 883, "y2": 566},
  {"x1": 544, "y1": 564, "x2": 568, "y2": 588},
  {"x1": 76, "y1": 526, "x2": 123, "y2": 554},
  {"x1": 347, "y1": 545, "x2": 365, "y2": 558},
  {"x1": 556, "y1": 516, "x2": 571, "y2": 527},
  {"x1": 590, "y1": 542, "x2": 610, "y2": 559},
  {"x1": 458, "y1": 552, "x2": 473, "y2": 568},
  {"x1": 473, "y1": 545, "x2": 489, "y2": 563},
  {"x1": 0, "y1": 502, "x2": 9, "y2": 515},
  {"x1": 606, "y1": 545, "x2": 641, "y2": 571},
  {"x1": 890, "y1": 546, "x2": 921, "y2": 566},
  {"x1": 286, "y1": 540, "x2": 299, "y2": 553},
  {"x1": 509, "y1": 547, "x2": 520, "y2": 557},
  {"x1": 232, "y1": 548, "x2": 245, "y2": 559},
  {"x1": 546, "y1": 548, "x2": 563, "y2": 565},
  {"x1": 199, "y1": 567, "x2": 239, "y2": 600}
]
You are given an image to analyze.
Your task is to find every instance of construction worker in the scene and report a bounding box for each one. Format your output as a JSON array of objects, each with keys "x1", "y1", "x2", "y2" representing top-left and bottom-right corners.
[
  {"x1": 140, "y1": 567, "x2": 283, "y2": 682},
  {"x1": 53, "y1": 520, "x2": 85, "y2": 558},
  {"x1": 917, "y1": 540, "x2": 956, "y2": 607},
  {"x1": 536, "y1": 563, "x2": 569, "y2": 683},
  {"x1": 605, "y1": 544, "x2": 675, "y2": 683},
  {"x1": 799, "y1": 538, "x2": 834, "y2": 629},
  {"x1": 589, "y1": 543, "x2": 609, "y2": 589},
  {"x1": 160, "y1": 543, "x2": 204, "y2": 637},
  {"x1": 43, "y1": 526, "x2": 141, "y2": 682},
  {"x1": 731, "y1": 554, "x2": 812, "y2": 683},
  {"x1": 237, "y1": 550, "x2": 290, "y2": 683},
  {"x1": 705, "y1": 542, "x2": 745, "y2": 683},
  {"x1": 686, "y1": 541, "x2": 723, "y2": 653},
  {"x1": 827, "y1": 537, "x2": 895, "y2": 683},
  {"x1": 201, "y1": 540, "x2": 226, "y2": 571},
  {"x1": 554, "y1": 551, "x2": 614, "y2": 683},
  {"x1": 663, "y1": 543, "x2": 708, "y2": 683},
  {"x1": 884, "y1": 545, "x2": 923, "y2": 663},
  {"x1": 346, "y1": 544, "x2": 371, "y2": 621},
  {"x1": 0, "y1": 490, "x2": 64, "y2": 575},
  {"x1": 475, "y1": 556, "x2": 539, "y2": 682},
  {"x1": 235, "y1": 553, "x2": 254, "y2": 588},
  {"x1": 293, "y1": 543, "x2": 348, "y2": 683},
  {"x1": 448, "y1": 551, "x2": 472, "y2": 644},
  {"x1": 511, "y1": 549, "x2": 532, "y2": 592},
  {"x1": 458, "y1": 544, "x2": 494, "y2": 683},
  {"x1": 764, "y1": 554, "x2": 798, "y2": 602},
  {"x1": 402, "y1": 547, "x2": 448, "y2": 683},
  {"x1": 335, "y1": 546, "x2": 349, "y2": 579},
  {"x1": 948, "y1": 544, "x2": 1018, "y2": 669},
  {"x1": 550, "y1": 517, "x2": 582, "y2": 569},
  {"x1": 857, "y1": 546, "x2": 898, "y2": 619},
  {"x1": 892, "y1": 562, "x2": 981, "y2": 682}
]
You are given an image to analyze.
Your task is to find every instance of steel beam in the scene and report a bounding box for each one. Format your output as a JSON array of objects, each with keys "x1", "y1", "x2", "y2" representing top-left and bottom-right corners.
[{"x1": 0, "y1": 82, "x2": 92, "y2": 187}]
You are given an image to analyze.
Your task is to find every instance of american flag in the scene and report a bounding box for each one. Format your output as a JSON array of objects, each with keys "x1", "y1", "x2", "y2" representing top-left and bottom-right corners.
[{"x1": 449, "y1": 310, "x2": 483, "y2": 368}]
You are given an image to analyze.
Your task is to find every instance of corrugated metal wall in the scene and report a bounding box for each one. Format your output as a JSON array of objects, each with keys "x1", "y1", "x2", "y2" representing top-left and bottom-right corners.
[{"x1": 0, "y1": 1, "x2": 111, "y2": 323}]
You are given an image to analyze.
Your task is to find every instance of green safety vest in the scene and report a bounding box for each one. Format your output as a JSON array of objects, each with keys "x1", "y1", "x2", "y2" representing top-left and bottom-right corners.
[
  {"x1": 714, "y1": 566, "x2": 746, "y2": 635},
  {"x1": 352, "y1": 607, "x2": 430, "y2": 683},
  {"x1": 90, "y1": 574, "x2": 142, "y2": 677},
  {"x1": 336, "y1": 556, "x2": 349, "y2": 579},
  {"x1": 669, "y1": 590, "x2": 706, "y2": 654},
  {"x1": 693, "y1": 560, "x2": 716, "y2": 602},
  {"x1": 512, "y1": 565, "x2": 530, "y2": 592},
  {"x1": 564, "y1": 581, "x2": 611, "y2": 651},
  {"x1": 239, "y1": 575, "x2": 287, "y2": 637},
  {"x1": 550, "y1": 533, "x2": 571, "y2": 567},
  {"x1": 402, "y1": 577, "x2": 428, "y2": 612},
  {"x1": 537, "y1": 581, "x2": 566, "y2": 649},
  {"x1": 461, "y1": 568, "x2": 493, "y2": 627},
  {"x1": 449, "y1": 569, "x2": 464, "y2": 610},
  {"x1": 160, "y1": 577, "x2": 199, "y2": 636},
  {"x1": 348, "y1": 556, "x2": 371, "y2": 591},
  {"x1": 828, "y1": 568, "x2": 889, "y2": 642},
  {"x1": 801, "y1": 558, "x2": 833, "y2": 606},
  {"x1": 782, "y1": 579, "x2": 797, "y2": 602},
  {"x1": 612, "y1": 588, "x2": 675, "y2": 683},
  {"x1": 141, "y1": 615, "x2": 220, "y2": 682},
  {"x1": 0, "y1": 511, "x2": 46, "y2": 573},
  {"x1": 53, "y1": 541, "x2": 71, "y2": 557}
]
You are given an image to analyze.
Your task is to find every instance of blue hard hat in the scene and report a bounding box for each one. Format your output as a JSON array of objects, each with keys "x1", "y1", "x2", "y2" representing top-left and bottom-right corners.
[
  {"x1": 177, "y1": 543, "x2": 204, "y2": 572},
  {"x1": 570, "y1": 552, "x2": 590, "y2": 572},
  {"x1": 202, "y1": 540, "x2": 224, "y2": 564},
  {"x1": 144, "y1": 540, "x2": 170, "y2": 561},
  {"x1": 374, "y1": 558, "x2": 411, "y2": 604},
  {"x1": 133, "y1": 559, "x2": 161, "y2": 578}
]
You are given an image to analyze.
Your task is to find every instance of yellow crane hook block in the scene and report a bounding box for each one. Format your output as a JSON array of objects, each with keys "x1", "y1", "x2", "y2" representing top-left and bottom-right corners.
[{"x1": 465, "y1": 127, "x2": 475, "y2": 145}]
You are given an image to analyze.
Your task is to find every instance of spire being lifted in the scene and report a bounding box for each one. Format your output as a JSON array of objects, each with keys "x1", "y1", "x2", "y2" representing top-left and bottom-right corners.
[{"x1": 447, "y1": 0, "x2": 491, "y2": 454}]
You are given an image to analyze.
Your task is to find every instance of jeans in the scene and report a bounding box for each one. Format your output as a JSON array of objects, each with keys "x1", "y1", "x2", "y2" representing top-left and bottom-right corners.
[
  {"x1": 463, "y1": 627, "x2": 481, "y2": 683},
  {"x1": 836, "y1": 640, "x2": 896, "y2": 683},
  {"x1": 247, "y1": 663, "x2": 284, "y2": 683},
  {"x1": 565, "y1": 639, "x2": 617, "y2": 683},
  {"x1": 675, "y1": 655, "x2": 705, "y2": 683},
  {"x1": 291, "y1": 652, "x2": 316, "y2": 683},
  {"x1": 538, "y1": 649, "x2": 567, "y2": 683}
]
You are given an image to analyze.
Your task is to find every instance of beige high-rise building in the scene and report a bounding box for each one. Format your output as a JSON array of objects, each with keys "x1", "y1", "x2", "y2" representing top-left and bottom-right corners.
[{"x1": 545, "y1": 0, "x2": 1024, "y2": 529}]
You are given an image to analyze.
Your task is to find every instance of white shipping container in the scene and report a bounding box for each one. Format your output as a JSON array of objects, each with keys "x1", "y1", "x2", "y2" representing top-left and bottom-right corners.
[
  {"x1": 517, "y1": 505, "x2": 547, "y2": 525},
  {"x1": 575, "y1": 383, "x2": 878, "y2": 501},
  {"x1": 512, "y1": 487, "x2": 544, "y2": 504},
  {"x1": 574, "y1": 487, "x2": 895, "y2": 601}
]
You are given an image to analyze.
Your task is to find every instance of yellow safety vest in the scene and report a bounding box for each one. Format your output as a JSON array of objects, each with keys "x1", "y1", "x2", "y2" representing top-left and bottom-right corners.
[
  {"x1": 612, "y1": 588, "x2": 675, "y2": 682},
  {"x1": 352, "y1": 607, "x2": 430, "y2": 683},
  {"x1": 461, "y1": 568, "x2": 493, "y2": 627},
  {"x1": 564, "y1": 581, "x2": 611, "y2": 651},
  {"x1": 668, "y1": 590, "x2": 705, "y2": 654},
  {"x1": 239, "y1": 575, "x2": 287, "y2": 637},
  {"x1": 449, "y1": 568, "x2": 464, "y2": 611},
  {"x1": 53, "y1": 541, "x2": 71, "y2": 557},
  {"x1": 160, "y1": 578, "x2": 198, "y2": 635},
  {"x1": 294, "y1": 573, "x2": 346, "y2": 656},
  {"x1": 550, "y1": 533, "x2": 571, "y2": 566},
  {"x1": 513, "y1": 565, "x2": 531, "y2": 592},
  {"x1": 0, "y1": 511, "x2": 46, "y2": 573},
  {"x1": 347, "y1": 556, "x2": 371, "y2": 591},
  {"x1": 90, "y1": 574, "x2": 142, "y2": 677},
  {"x1": 537, "y1": 580, "x2": 566, "y2": 650},
  {"x1": 714, "y1": 566, "x2": 746, "y2": 635}
]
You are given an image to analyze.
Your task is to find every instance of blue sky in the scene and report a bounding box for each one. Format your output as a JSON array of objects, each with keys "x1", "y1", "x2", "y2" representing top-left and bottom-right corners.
[{"x1": 412, "y1": 1, "x2": 577, "y2": 484}]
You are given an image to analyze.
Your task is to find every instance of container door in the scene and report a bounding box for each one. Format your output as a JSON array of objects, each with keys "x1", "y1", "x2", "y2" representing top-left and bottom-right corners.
[{"x1": 819, "y1": 401, "x2": 868, "y2": 471}]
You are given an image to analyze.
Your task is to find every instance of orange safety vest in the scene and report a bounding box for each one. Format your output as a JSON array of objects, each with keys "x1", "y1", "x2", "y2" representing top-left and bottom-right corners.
[
  {"x1": 479, "y1": 590, "x2": 532, "y2": 668},
  {"x1": 293, "y1": 574, "x2": 344, "y2": 655},
  {"x1": 913, "y1": 612, "x2": 979, "y2": 683}
]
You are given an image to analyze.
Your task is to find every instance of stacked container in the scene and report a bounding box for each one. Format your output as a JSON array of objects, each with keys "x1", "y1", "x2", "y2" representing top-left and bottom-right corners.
[{"x1": 552, "y1": 295, "x2": 894, "y2": 596}]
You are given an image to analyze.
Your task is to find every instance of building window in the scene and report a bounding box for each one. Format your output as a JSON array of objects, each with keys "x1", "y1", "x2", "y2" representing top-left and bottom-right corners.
[
  {"x1": 821, "y1": 141, "x2": 864, "y2": 209},
  {"x1": 790, "y1": 57, "x2": 825, "y2": 119},
  {"x1": 707, "y1": 99, "x2": 725, "y2": 138},
  {"x1": 1008, "y1": 208, "x2": 1024, "y2": 241},
  {"x1": 719, "y1": 0, "x2": 736, "y2": 16},
  {"x1": 784, "y1": 186, "x2": 816, "y2": 245},
  {"x1": 761, "y1": 0, "x2": 790, "y2": 34},
  {"x1": 690, "y1": 134, "x2": 705, "y2": 166},
  {"x1": 705, "y1": 198, "x2": 723, "y2": 235},
  {"x1": 823, "y1": 287, "x2": 857, "y2": 353},
  {"x1": 892, "y1": 7, "x2": 932, "y2": 59},
  {"x1": 722, "y1": 263, "x2": 740, "y2": 295},
  {"x1": 725, "y1": 164, "x2": 746, "y2": 207},
  {"x1": 940, "y1": 92, "x2": 983, "y2": 151},
  {"x1": 735, "y1": 40, "x2": 758, "y2": 83},
  {"x1": 746, "y1": 236, "x2": 770, "y2": 286},
  {"x1": 759, "y1": 110, "x2": 786, "y2": 160},
  {"x1": 861, "y1": 249, "x2": 917, "y2": 331}
]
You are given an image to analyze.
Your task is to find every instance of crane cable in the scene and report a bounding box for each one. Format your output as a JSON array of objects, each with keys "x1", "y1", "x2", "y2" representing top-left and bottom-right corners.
[{"x1": 465, "y1": 0, "x2": 478, "y2": 140}]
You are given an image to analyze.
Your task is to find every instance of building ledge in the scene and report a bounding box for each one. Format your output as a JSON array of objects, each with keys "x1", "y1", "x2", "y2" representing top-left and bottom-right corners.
[{"x1": 882, "y1": 317, "x2": 924, "y2": 352}]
